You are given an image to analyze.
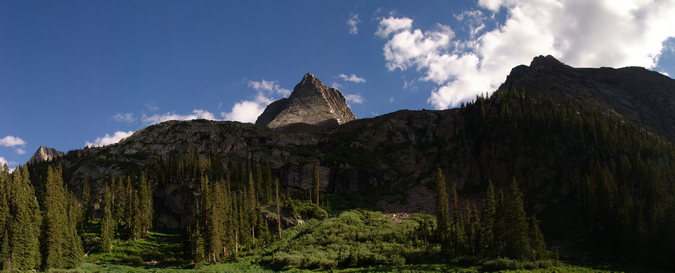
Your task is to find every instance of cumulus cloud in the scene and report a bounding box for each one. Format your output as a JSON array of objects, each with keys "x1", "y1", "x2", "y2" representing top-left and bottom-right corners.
[
  {"x1": 85, "y1": 131, "x2": 135, "y2": 147},
  {"x1": 111, "y1": 112, "x2": 136, "y2": 123},
  {"x1": 142, "y1": 109, "x2": 217, "y2": 125},
  {"x1": 222, "y1": 79, "x2": 290, "y2": 123},
  {"x1": 337, "y1": 74, "x2": 366, "y2": 83},
  {"x1": 389, "y1": 97, "x2": 395, "y2": 103},
  {"x1": 344, "y1": 94, "x2": 365, "y2": 104},
  {"x1": 331, "y1": 82, "x2": 344, "y2": 89},
  {"x1": 0, "y1": 135, "x2": 27, "y2": 154},
  {"x1": 348, "y1": 13, "x2": 361, "y2": 35},
  {"x1": 0, "y1": 136, "x2": 26, "y2": 147},
  {"x1": 378, "y1": 0, "x2": 675, "y2": 109}
]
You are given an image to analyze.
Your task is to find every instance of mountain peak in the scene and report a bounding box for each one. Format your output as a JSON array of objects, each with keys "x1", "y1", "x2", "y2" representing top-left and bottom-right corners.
[
  {"x1": 28, "y1": 146, "x2": 64, "y2": 164},
  {"x1": 255, "y1": 73, "x2": 356, "y2": 128}
]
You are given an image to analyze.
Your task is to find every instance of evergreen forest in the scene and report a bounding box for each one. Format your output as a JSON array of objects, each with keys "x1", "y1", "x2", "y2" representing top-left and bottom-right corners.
[{"x1": 1, "y1": 88, "x2": 674, "y2": 272}]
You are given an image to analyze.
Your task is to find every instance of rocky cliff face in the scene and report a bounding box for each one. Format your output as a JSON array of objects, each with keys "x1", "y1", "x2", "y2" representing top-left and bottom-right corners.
[
  {"x1": 256, "y1": 73, "x2": 357, "y2": 128},
  {"x1": 28, "y1": 146, "x2": 64, "y2": 164},
  {"x1": 499, "y1": 55, "x2": 675, "y2": 142}
]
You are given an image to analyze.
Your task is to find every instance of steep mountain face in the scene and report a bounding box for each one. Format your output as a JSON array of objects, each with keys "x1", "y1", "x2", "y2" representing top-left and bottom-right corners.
[
  {"x1": 28, "y1": 146, "x2": 64, "y2": 164},
  {"x1": 499, "y1": 55, "x2": 675, "y2": 142},
  {"x1": 255, "y1": 73, "x2": 357, "y2": 128}
]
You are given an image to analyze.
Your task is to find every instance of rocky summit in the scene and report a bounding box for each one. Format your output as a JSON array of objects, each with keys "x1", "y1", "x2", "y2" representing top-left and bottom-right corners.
[
  {"x1": 499, "y1": 55, "x2": 675, "y2": 142},
  {"x1": 28, "y1": 146, "x2": 64, "y2": 164},
  {"x1": 255, "y1": 73, "x2": 357, "y2": 128}
]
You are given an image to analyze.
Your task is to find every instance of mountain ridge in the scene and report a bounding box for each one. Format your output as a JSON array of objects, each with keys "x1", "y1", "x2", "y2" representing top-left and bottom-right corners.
[{"x1": 498, "y1": 55, "x2": 675, "y2": 142}]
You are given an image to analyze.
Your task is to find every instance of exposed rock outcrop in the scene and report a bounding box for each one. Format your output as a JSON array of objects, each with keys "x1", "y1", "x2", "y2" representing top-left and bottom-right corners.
[
  {"x1": 499, "y1": 55, "x2": 675, "y2": 142},
  {"x1": 255, "y1": 73, "x2": 357, "y2": 128},
  {"x1": 28, "y1": 146, "x2": 64, "y2": 164}
]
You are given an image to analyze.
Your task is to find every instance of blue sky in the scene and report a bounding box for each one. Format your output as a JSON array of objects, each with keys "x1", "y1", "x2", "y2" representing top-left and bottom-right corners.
[{"x1": 2, "y1": 0, "x2": 675, "y2": 169}]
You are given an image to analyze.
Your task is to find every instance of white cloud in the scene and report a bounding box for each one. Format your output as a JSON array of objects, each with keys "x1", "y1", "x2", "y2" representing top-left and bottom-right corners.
[
  {"x1": 389, "y1": 97, "x2": 394, "y2": 103},
  {"x1": 111, "y1": 112, "x2": 136, "y2": 123},
  {"x1": 338, "y1": 74, "x2": 366, "y2": 83},
  {"x1": 378, "y1": 1, "x2": 675, "y2": 109},
  {"x1": 85, "y1": 131, "x2": 134, "y2": 147},
  {"x1": 348, "y1": 13, "x2": 361, "y2": 35},
  {"x1": 0, "y1": 157, "x2": 16, "y2": 173},
  {"x1": 222, "y1": 80, "x2": 289, "y2": 123},
  {"x1": 0, "y1": 136, "x2": 26, "y2": 147},
  {"x1": 142, "y1": 109, "x2": 217, "y2": 125},
  {"x1": 331, "y1": 82, "x2": 343, "y2": 89},
  {"x1": 0, "y1": 135, "x2": 27, "y2": 154},
  {"x1": 344, "y1": 94, "x2": 365, "y2": 104},
  {"x1": 375, "y1": 17, "x2": 413, "y2": 38},
  {"x1": 248, "y1": 79, "x2": 291, "y2": 97}
]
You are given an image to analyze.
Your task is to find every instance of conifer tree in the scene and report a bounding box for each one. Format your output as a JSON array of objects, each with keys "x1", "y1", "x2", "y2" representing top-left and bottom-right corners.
[
  {"x1": 276, "y1": 178, "x2": 282, "y2": 240},
  {"x1": 480, "y1": 181, "x2": 496, "y2": 257},
  {"x1": 101, "y1": 182, "x2": 114, "y2": 252},
  {"x1": 43, "y1": 166, "x2": 67, "y2": 270},
  {"x1": 81, "y1": 177, "x2": 91, "y2": 232},
  {"x1": 434, "y1": 169, "x2": 449, "y2": 245},
  {"x1": 10, "y1": 167, "x2": 41, "y2": 270},
  {"x1": 313, "y1": 162, "x2": 320, "y2": 207},
  {"x1": 530, "y1": 214, "x2": 547, "y2": 260},
  {"x1": 504, "y1": 178, "x2": 530, "y2": 260},
  {"x1": 0, "y1": 172, "x2": 9, "y2": 270},
  {"x1": 138, "y1": 172, "x2": 153, "y2": 238},
  {"x1": 63, "y1": 193, "x2": 84, "y2": 268}
]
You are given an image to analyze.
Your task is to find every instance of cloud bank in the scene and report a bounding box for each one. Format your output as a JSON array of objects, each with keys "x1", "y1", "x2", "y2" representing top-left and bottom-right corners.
[
  {"x1": 86, "y1": 131, "x2": 135, "y2": 147},
  {"x1": 378, "y1": 0, "x2": 675, "y2": 109}
]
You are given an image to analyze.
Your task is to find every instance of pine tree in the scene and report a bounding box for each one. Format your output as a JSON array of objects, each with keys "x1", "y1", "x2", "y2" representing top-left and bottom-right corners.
[
  {"x1": 10, "y1": 167, "x2": 41, "y2": 270},
  {"x1": 42, "y1": 166, "x2": 67, "y2": 270},
  {"x1": 63, "y1": 193, "x2": 84, "y2": 268},
  {"x1": 434, "y1": 169, "x2": 450, "y2": 246},
  {"x1": 138, "y1": 172, "x2": 153, "y2": 238},
  {"x1": 101, "y1": 182, "x2": 114, "y2": 252},
  {"x1": 530, "y1": 214, "x2": 547, "y2": 260},
  {"x1": 480, "y1": 181, "x2": 496, "y2": 257},
  {"x1": 504, "y1": 178, "x2": 530, "y2": 260}
]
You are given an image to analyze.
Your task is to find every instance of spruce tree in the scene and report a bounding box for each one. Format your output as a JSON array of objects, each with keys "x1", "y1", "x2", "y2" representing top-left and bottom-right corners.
[
  {"x1": 43, "y1": 166, "x2": 67, "y2": 270},
  {"x1": 530, "y1": 214, "x2": 547, "y2": 260},
  {"x1": 101, "y1": 182, "x2": 114, "y2": 252},
  {"x1": 10, "y1": 167, "x2": 41, "y2": 270},
  {"x1": 64, "y1": 193, "x2": 84, "y2": 268},
  {"x1": 138, "y1": 172, "x2": 153, "y2": 238},
  {"x1": 504, "y1": 178, "x2": 530, "y2": 260},
  {"x1": 480, "y1": 181, "x2": 496, "y2": 257},
  {"x1": 434, "y1": 169, "x2": 450, "y2": 246}
]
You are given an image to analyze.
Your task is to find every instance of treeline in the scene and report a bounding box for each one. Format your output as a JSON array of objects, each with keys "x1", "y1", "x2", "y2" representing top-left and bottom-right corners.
[
  {"x1": 0, "y1": 165, "x2": 84, "y2": 271},
  {"x1": 98, "y1": 173, "x2": 154, "y2": 251},
  {"x1": 162, "y1": 152, "x2": 325, "y2": 266},
  {"x1": 461, "y1": 89, "x2": 675, "y2": 268},
  {"x1": 435, "y1": 169, "x2": 549, "y2": 262}
]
